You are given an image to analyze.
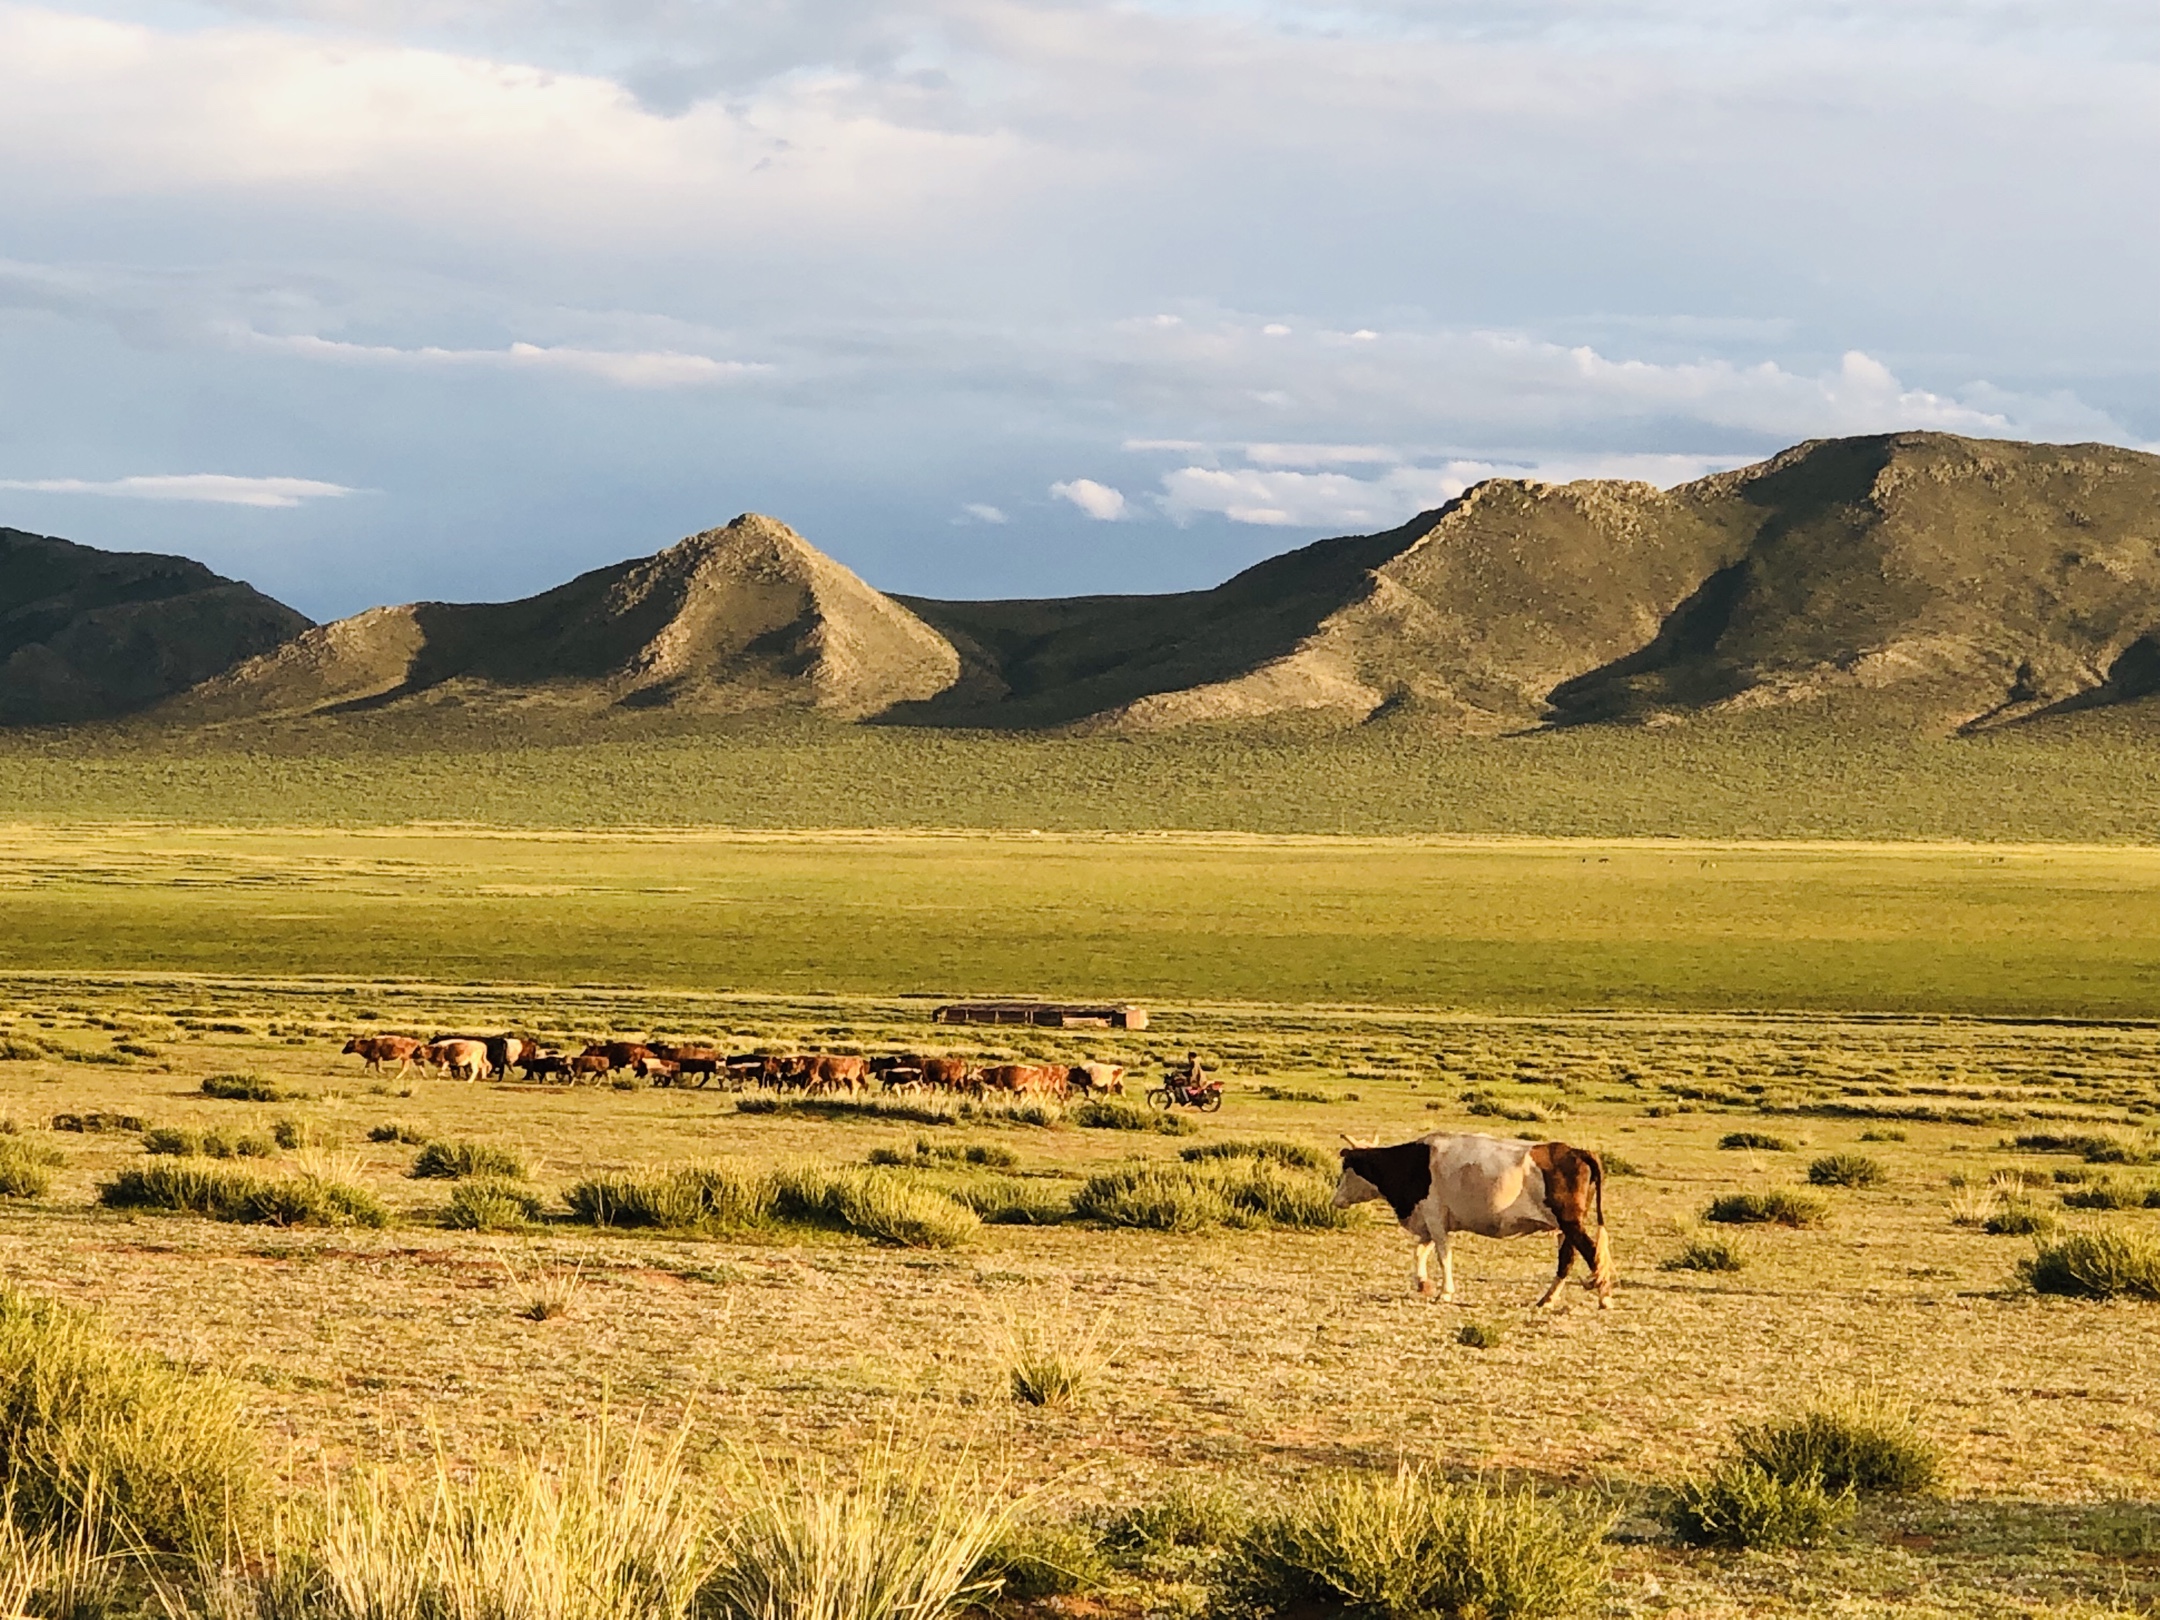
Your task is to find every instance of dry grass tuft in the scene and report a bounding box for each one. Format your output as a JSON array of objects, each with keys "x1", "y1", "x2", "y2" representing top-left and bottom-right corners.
[
  {"x1": 1704, "y1": 1189, "x2": 1829, "y2": 1227},
  {"x1": 2022, "y1": 1226, "x2": 2160, "y2": 1301},
  {"x1": 999, "y1": 1306, "x2": 1114, "y2": 1408},
  {"x1": 1661, "y1": 1230, "x2": 1747, "y2": 1272}
]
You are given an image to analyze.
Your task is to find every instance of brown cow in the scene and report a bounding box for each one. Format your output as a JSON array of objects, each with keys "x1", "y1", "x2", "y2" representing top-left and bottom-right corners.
[
  {"x1": 567, "y1": 1052, "x2": 612, "y2": 1081},
  {"x1": 581, "y1": 1041, "x2": 653, "y2": 1075},
  {"x1": 978, "y1": 1064, "x2": 1069, "y2": 1097},
  {"x1": 635, "y1": 1056, "x2": 682, "y2": 1084},
  {"x1": 520, "y1": 1051, "x2": 572, "y2": 1082},
  {"x1": 801, "y1": 1054, "x2": 868, "y2": 1094},
  {"x1": 342, "y1": 1034, "x2": 422, "y2": 1075},
  {"x1": 674, "y1": 1054, "x2": 721, "y2": 1086},
  {"x1": 417, "y1": 1039, "x2": 489, "y2": 1082},
  {"x1": 1334, "y1": 1132, "x2": 1612, "y2": 1309}
]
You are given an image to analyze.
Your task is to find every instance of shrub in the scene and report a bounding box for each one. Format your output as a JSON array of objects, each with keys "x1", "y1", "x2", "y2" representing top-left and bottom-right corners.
[
  {"x1": 1074, "y1": 1100, "x2": 1194, "y2": 1135},
  {"x1": 1665, "y1": 1461, "x2": 1854, "y2": 1549},
  {"x1": 1735, "y1": 1393, "x2": 1940, "y2": 1494},
  {"x1": 1720, "y1": 1131, "x2": 1793, "y2": 1152},
  {"x1": 1598, "y1": 1151, "x2": 1644, "y2": 1177},
  {"x1": 945, "y1": 1177, "x2": 1073, "y2": 1225},
  {"x1": 0, "y1": 1288, "x2": 259, "y2": 1554},
  {"x1": 1662, "y1": 1231, "x2": 1746, "y2": 1273},
  {"x1": 564, "y1": 1164, "x2": 767, "y2": 1231},
  {"x1": 200, "y1": 1074, "x2": 281, "y2": 1102},
  {"x1": 2012, "y1": 1131, "x2": 2155, "y2": 1164},
  {"x1": 1004, "y1": 1310, "x2": 1110, "y2": 1408},
  {"x1": 565, "y1": 1163, "x2": 978, "y2": 1248},
  {"x1": 1705, "y1": 1189, "x2": 1829, "y2": 1227},
  {"x1": 1456, "y1": 1321, "x2": 1504, "y2": 1349},
  {"x1": 446, "y1": 1178, "x2": 548, "y2": 1231},
  {"x1": 1180, "y1": 1140, "x2": 1327, "y2": 1172},
  {"x1": 411, "y1": 1140, "x2": 529, "y2": 1180},
  {"x1": 824, "y1": 1171, "x2": 981, "y2": 1249},
  {"x1": 2022, "y1": 1226, "x2": 2160, "y2": 1301},
  {"x1": 1074, "y1": 1164, "x2": 1231, "y2": 1232},
  {"x1": 2061, "y1": 1179, "x2": 2150, "y2": 1211},
  {"x1": 271, "y1": 1117, "x2": 307, "y2": 1150},
  {"x1": 1808, "y1": 1153, "x2": 1886, "y2": 1188},
  {"x1": 975, "y1": 1523, "x2": 1113, "y2": 1599},
  {"x1": 50, "y1": 1113, "x2": 142, "y2": 1134},
  {"x1": 98, "y1": 1162, "x2": 388, "y2": 1228},
  {"x1": 1859, "y1": 1128, "x2": 1907, "y2": 1143},
  {"x1": 1102, "y1": 1482, "x2": 1248, "y2": 1563},
  {"x1": 367, "y1": 1121, "x2": 425, "y2": 1144},
  {"x1": 704, "y1": 1450, "x2": 1007, "y2": 1620},
  {"x1": 1214, "y1": 1160, "x2": 1356, "y2": 1230},
  {"x1": 0, "y1": 1140, "x2": 58, "y2": 1200},
  {"x1": 870, "y1": 1137, "x2": 1019, "y2": 1170},
  {"x1": 1985, "y1": 1201, "x2": 2056, "y2": 1236},
  {"x1": 1211, "y1": 1468, "x2": 1609, "y2": 1620}
]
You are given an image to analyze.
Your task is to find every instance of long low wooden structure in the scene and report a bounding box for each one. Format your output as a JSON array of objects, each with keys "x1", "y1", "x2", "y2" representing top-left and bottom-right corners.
[{"x1": 931, "y1": 1001, "x2": 1148, "y2": 1030}]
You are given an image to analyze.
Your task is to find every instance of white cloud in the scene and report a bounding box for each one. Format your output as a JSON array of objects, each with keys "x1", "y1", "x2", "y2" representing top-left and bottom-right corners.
[
  {"x1": 1243, "y1": 443, "x2": 1398, "y2": 468},
  {"x1": 241, "y1": 330, "x2": 763, "y2": 388},
  {"x1": 0, "y1": 473, "x2": 358, "y2": 507},
  {"x1": 960, "y1": 502, "x2": 1008, "y2": 523},
  {"x1": 1050, "y1": 478, "x2": 1127, "y2": 520}
]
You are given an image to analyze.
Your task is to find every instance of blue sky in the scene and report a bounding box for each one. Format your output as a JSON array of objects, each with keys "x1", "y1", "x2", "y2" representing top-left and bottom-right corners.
[{"x1": 1, "y1": 0, "x2": 2156, "y2": 619}]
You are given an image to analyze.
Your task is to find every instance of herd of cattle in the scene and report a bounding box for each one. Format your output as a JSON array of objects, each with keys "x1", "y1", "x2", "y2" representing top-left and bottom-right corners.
[{"x1": 340, "y1": 1032, "x2": 1127, "y2": 1097}]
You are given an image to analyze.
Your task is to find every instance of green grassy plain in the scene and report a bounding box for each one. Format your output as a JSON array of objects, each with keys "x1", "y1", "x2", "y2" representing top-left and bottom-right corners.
[
  {"x1": 1, "y1": 822, "x2": 2156, "y2": 1015},
  {"x1": 3, "y1": 983, "x2": 2160, "y2": 1617}
]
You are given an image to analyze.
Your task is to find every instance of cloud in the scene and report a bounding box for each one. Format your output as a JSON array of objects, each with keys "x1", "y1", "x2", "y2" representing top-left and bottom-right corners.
[
  {"x1": 1050, "y1": 478, "x2": 1127, "y2": 520},
  {"x1": 241, "y1": 330, "x2": 764, "y2": 388},
  {"x1": 959, "y1": 502, "x2": 1007, "y2": 523},
  {"x1": 0, "y1": 474, "x2": 358, "y2": 507}
]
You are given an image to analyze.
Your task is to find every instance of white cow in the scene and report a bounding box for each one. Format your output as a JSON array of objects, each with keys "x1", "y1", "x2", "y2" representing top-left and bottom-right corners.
[{"x1": 1335, "y1": 1132, "x2": 1612, "y2": 1309}]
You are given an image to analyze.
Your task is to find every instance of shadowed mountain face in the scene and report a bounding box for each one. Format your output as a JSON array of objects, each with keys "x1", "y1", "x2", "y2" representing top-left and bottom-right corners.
[
  {"x1": 20, "y1": 432, "x2": 2160, "y2": 735},
  {"x1": 0, "y1": 529, "x2": 311, "y2": 724},
  {"x1": 171, "y1": 513, "x2": 960, "y2": 723}
]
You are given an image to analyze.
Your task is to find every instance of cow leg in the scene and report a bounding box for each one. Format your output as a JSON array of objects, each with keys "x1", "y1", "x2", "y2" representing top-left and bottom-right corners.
[
  {"x1": 1534, "y1": 1230, "x2": 1580, "y2": 1308},
  {"x1": 1436, "y1": 1229, "x2": 1456, "y2": 1303},
  {"x1": 1414, "y1": 1240, "x2": 1436, "y2": 1297}
]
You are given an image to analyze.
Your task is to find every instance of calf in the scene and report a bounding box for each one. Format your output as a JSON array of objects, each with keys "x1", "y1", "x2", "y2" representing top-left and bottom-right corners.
[
  {"x1": 341, "y1": 1035, "x2": 421, "y2": 1075},
  {"x1": 1335, "y1": 1132, "x2": 1611, "y2": 1309},
  {"x1": 520, "y1": 1051, "x2": 572, "y2": 1082}
]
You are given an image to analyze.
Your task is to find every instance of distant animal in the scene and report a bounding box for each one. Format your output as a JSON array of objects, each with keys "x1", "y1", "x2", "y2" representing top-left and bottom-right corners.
[
  {"x1": 801, "y1": 1054, "x2": 868, "y2": 1093},
  {"x1": 978, "y1": 1064, "x2": 1069, "y2": 1097},
  {"x1": 635, "y1": 1055, "x2": 681, "y2": 1084},
  {"x1": 673, "y1": 1054, "x2": 721, "y2": 1085},
  {"x1": 568, "y1": 1053, "x2": 611, "y2": 1081},
  {"x1": 341, "y1": 1034, "x2": 421, "y2": 1075},
  {"x1": 519, "y1": 1050, "x2": 571, "y2": 1081},
  {"x1": 1070, "y1": 1062, "x2": 1125, "y2": 1095},
  {"x1": 1334, "y1": 1132, "x2": 1611, "y2": 1309},
  {"x1": 921, "y1": 1056, "x2": 975, "y2": 1091},
  {"x1": 652, "y1": 1042, "x2": 718, "y2": 1064},
  {"x1": 485, "y1": 1035, "x2": 526, "y2": 1079},
  {"x1": 582, "y1": 1041, "x2": 653, "y2": 1075},
  {"x1": 417, "y1": 1039, "x2": 490, "y2": 1083}
]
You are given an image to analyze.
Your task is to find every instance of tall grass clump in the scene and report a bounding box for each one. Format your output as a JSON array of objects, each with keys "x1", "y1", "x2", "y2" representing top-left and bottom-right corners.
[
  {"x1": 0, "y1": 1288, "x2": 259, "y2": 1555},
  {"x1": 1734, "y1": 1392, "x2": 1940, "y2": 1494},
  {"x1": 1661, "y1": 1231, "x2": 1746, "y2": 1273},
  {"x1": 200, "y1": 1075, "x2": 282, "y2": 1103},
  {"x1": 1719, "y1": 1132, "x2": 1793, "y2": 1152},
  {"x1": 973, "y1": 1523, "x2": 1114, "y2": 1600},
  {"x1": 2022, "y1": 1226, "x2": 2160, "y2": 1301},
  {"x1": 1808, "y1": 1153, "x2": 1886, "y2": 1188},
  {"x1": 1664, "y1": 1461, "x2": 1854, "y2": 1550},
  {"x1": 1704, "y1": 1189, "x2": 1829, "y2": 1228},
  {"x1": 1072, "y1": 1101, "x2": 1194, "y2": 1135},
  {"x1": 1180, "y1": 1140, "x2": 1327, "y2": 1172},
  {"x1": 1075, "y1": 1161, "x2": 1351, "y2": 1233},
  {"x1": 1210, "y1": 1467, "x2": 1609, "y2": 1620},
  {"x1": 142, "y1": 1127, "x2": 272, "y2": 1161},
  {"x1": 410, "y1": 1140, "x2": 530, "y2": 1180},
  {"x1": 445, "y1": 1178, "x2": 548, "y2": 1232},
  {"x1": 942, "y1": 1177, "x2": 1073, "y2": 1226},
  {"x1": 2060, "y1": 1179, "x2": 2152, "y2": 1211},
  {"x1": 98, "y1": 1161, "x2": 388, "y2": 1228},
  {"x1": 1000, "y1": 1308, "x2": 1113, "y2": 1408},
  {"x1": 565, "y1": 1163, "x2": 977, "y2": 1248},
  {"x1": 0, "y1": 1138, "x2": 59, "y2": 1199},
  {"x1": 563, "y1": 1164, "x2": 769, "y2": 1232},
  {"x1": 249, "y1": 1423, "x2": 709, "y2": 1620},
  {"x1": 703, "y1": 1448, "x2": 1009, "y2": 1620},
  {"x1": 773, "y1": 1166, "x2": 981, "y2": 1250}
]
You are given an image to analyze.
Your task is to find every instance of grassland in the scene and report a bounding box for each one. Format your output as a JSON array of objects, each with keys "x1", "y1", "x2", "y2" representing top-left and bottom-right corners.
[{"x1": 3, "y1": 981, "x2": 2160, "y2": 1617}]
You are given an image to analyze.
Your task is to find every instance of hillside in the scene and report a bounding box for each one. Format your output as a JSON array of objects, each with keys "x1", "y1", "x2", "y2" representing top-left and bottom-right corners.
[
  {"x1": 0, "y1": 528, "x2": 310, "y2": 723},
  {"x1": 171, "y1": 513, "x2": 959, "y2": 722}
]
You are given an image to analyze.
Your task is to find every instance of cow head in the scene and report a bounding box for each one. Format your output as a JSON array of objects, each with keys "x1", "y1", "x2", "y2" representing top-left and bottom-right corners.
[
  {"x1": 341, "y1": 1037, "x2": 361, "y2": 1054},
  {"x1": 1334, "y1": 1142, "x2": 1383, "y2": 1209}
]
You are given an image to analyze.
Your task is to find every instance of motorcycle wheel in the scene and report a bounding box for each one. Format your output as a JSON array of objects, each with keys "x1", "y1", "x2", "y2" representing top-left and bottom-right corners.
[
  {"x1": 1146, "y1": 1088, "x2": 1172, "y2": 1111},
  {"x1": 1201, "y1": 1091, "x2": 1224, "y2": 1112}
]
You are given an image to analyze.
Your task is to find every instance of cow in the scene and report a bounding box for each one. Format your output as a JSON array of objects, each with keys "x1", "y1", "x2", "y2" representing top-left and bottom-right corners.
[
  {"x1": 1334, "y1": 1133, "x2": 1611, "y2": 1310},
  {"x1": 801, "y1": 1054, "x2": 868, "y2": 1093},
  {"x1": 673, "y1": 1054, "x2": 721, "y2": 1086},
  {"x1": 519, "y1": 1050, "x2": 571, "y2": 1082},
  {"x1": 635, "y1": 1055, "x2": 682, "y2": 1084},
  {"x1": 417, "y1": 1039, "x2": 490, "y2": 1083},
  {"x1": 978, "y1": 1064, "x2": 1069, "y2": 1097},
  {"x1": 485, "y1": 1035, "x2": 526, "y2": 1079},
  {"x1": 567, "y1": 1052, "x2": 612, "y2": 1082},
  {"x1": 1069, "y1": 1062, "x2": 1126, "y2": 1096},
  {"x1": 341, "y1": 1034, "x2": 421, "y2": 1075},
  {"x1": 581, "y1": 1041, "x2": 653, "y2": 1075}
]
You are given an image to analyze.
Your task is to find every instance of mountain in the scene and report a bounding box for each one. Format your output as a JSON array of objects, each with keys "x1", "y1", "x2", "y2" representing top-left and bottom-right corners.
[
  {"x1": 171, "y1": 512, "x2": 959, "y2": 722},
  {"x1": 902, "y1": 432, "x2": 2160, "y2": 734},
  {"x1": 13, "y1": 431, "x2": 2158, "y2": 735},
  {"x1": 0, "y1": 528, "x2": 310, "y2": 723}
]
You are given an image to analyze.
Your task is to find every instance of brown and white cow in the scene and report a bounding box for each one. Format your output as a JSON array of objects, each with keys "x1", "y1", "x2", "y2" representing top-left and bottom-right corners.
[
  {"x1": 417, "y1": 1039, "x2": 491, "y2": 1083},
  {"x1": 1069, "y1": 1062, "x2": 1125, "y2": 1096},
  {"x1": 341, "y1": 1034, "x2": 421, "y2": 1075},
  {"x1": 978, "y1": 1064, "x2": 1069, "y2": 1097},
  {"x1": 1334, "y1": 1132, "x2": 1611, "y2": 1309}
]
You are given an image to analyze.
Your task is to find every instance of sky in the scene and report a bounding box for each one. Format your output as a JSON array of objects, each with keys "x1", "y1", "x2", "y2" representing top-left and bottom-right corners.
[{"x1": 1, "y1": 0, "x2": 2157, "y2": 619}]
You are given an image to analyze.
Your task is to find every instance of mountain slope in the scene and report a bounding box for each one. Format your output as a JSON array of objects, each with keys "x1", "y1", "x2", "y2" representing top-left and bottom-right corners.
[
  {"x1": 172, "y1": 514, "x2": 959, "y2": 722},
  {"x1": 0, "y1": 528, "x2": 311, "y2": 723}
]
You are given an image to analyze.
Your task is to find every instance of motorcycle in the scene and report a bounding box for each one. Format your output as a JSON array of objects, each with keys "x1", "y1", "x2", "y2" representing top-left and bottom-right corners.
[{"x1": 1147, "y1": 1073, "x2": 1224, "y2": 1112}]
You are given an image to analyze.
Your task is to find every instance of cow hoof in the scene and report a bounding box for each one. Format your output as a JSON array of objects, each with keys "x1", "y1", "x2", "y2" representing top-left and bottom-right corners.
[
  {"x1": 1598, "y1": 1295, "x2": 1615, "y2": 1311},
  {"x1": 1417, "y1": 1279, "x2": 1436, "y2": 1298}
]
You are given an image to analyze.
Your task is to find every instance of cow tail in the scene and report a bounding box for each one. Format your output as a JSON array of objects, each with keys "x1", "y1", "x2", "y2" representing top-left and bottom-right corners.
[{"x1": 1589, "y1": 1151, "x2": 1611, "y2": 1285}]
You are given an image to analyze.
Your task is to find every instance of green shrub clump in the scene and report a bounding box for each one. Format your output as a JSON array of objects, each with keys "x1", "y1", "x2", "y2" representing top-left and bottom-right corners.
[
  {"x1": 0, "y1": 1288, "x2": 259, "y2": 1554},
  {"x1": 367, "y1": 1122, "x2": 426, "y2": 1144},
  {"x1": 1984, "y1": 1200, "x2": 2055, "y2": 1236},
  {"x1": 975, "y1": 1523, "x2": 1114, "y2": 1600},
  {"x1": 1735, "y1": 1394, "x2": 1940, "y2": 1494},
  {"x1": 564, "y1": 1162, "x2": 978, "y2": 1248},
  {"x1": 142, "y1": 1126, "x2": 272, "y2": 1161},
  {"x1": 98, "y1": 1162, "x2": 388, "y2": 1228},
  {"x1": 1456, "y1": 1321, "x2": 1504, "y2": 1349},
  {"x1": 1180, "y1": 1139, "x2": 1326, "y2": 1172},
  {"x1": 445, "y1": 1178, "x2": 549, "y2": 1231},
  {"x1": 410, "y1": 1140, "x2": 530, "y2": 1180},
  {"x1": 1704, "y1": 1189, "x2": 1829, "y2": 1227},
  {"x1": 2060, "y1": 1179, "x2": 2152, "y2": 1211},
  {"x1": 1665, "y1": 1461, "x2": 1854, "y2": 1550},
  {"x1": 1075, "y1": 1160, "x2": 1351, "y2": 1233},
  {"x1": 1074, "y1": 1100, "x2": 1195, "y2": 1135},
  {"x1": 1211, "y1": 1468, "x2": 1608, "y2": 1620},
  {"x1": 1719, "y1": 1132, "x2": 1794, "y2": 1152},
  {"x1": 0, "y1": 1139, "x2": 60, "y2": 1199},
  {"x1": 1661, "y1": 1231, "x2": 1746, "y2": 1273},
  {"x1": 2022, "y1": 1227, "x2": 2160, "y2": 1301},
  {"x1": 200, "y1": 1074, "x2": 281, "y2": 1102},
  {"x1": 1808, "y1": 1153, "x2": 1887, "y2": 1188},
  {"x1": 945, "y1": 1176, "x2": 1073, "y2": 1225}
]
